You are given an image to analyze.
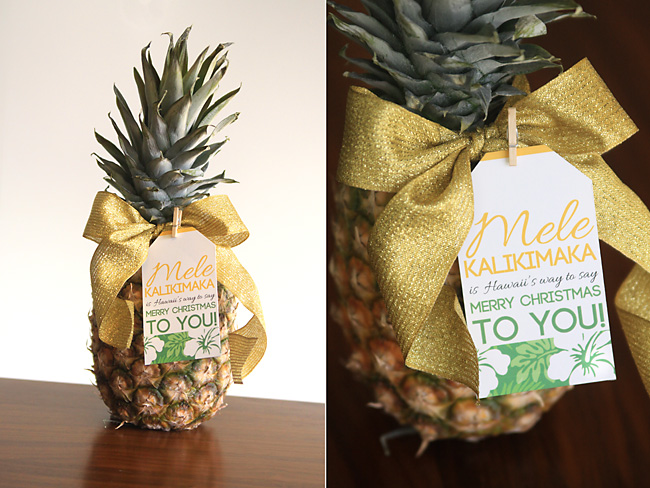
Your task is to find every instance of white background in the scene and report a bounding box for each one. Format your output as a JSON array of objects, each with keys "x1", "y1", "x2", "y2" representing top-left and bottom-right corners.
[{"x1": 0, "y1": 0, "x2": 325, "y2": 403}]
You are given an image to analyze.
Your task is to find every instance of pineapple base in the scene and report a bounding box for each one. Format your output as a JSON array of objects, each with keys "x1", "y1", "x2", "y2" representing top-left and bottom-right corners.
[
  {"x1": 330, "y1": 183, "x2": 572, "y2": 449},
  {"x1": 90, "y1": 272, "x2": 237, "y2": 431}
]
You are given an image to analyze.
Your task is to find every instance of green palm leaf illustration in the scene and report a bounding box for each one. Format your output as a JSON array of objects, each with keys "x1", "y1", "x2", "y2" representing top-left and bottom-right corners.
[
  {"x1": 510, "y1": 339, "x2": 562, "y2": 383},
  {"x1": 489, "y1": 339, "x2": 567, "y2": 396},
  {"x1": 152, "y1": 332, "x2": 193, "y2": 364}
]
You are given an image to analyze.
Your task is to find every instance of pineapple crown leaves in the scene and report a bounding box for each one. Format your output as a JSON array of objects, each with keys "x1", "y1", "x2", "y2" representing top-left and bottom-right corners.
[
  {"x1": 94, "y1": 26, "x2": 240, "y2": 224},
  {"x1": 329, "y1": 0, "x2": 592, "y2": 132}
]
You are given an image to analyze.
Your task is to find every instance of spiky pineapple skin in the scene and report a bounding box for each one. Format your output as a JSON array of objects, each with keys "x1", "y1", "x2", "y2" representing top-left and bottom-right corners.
[
  {"x1": 90, "y1": 273, "x2": 237, "y2": 431},
  {"x1": 330, "y1": 182, "x2": 572, "y2": 446}
]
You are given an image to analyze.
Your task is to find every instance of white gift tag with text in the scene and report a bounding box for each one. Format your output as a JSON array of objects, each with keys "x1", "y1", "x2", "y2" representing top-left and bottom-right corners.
[
  {"x1": 142, "y1": 227, "x2": 220, "y2": 365},
  {"x1": 459, "y1": 146, "x2": 616, "y2": 398}
]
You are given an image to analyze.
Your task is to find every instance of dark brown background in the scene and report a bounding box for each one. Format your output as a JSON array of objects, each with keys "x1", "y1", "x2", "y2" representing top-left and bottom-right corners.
[{"x1": 327, "y1": 1, "x2": 650, "y2": 487}]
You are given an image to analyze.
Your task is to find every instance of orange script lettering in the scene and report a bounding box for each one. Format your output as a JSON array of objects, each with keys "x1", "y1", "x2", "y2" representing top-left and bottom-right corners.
[
  {"x1": 145, "y1": 254, "x2": 214, "y2": 287},
  {"x1": 465, "y1": 200, "x2": 594, "y2": 258}
]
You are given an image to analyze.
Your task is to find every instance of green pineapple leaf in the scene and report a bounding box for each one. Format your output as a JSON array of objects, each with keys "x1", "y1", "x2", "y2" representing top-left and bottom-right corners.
[
  {"x1": 95, "y1": 28, "x2": 239, "y2": 224},
  {"x1": 514, "y1": 15, "x2": 547, "y2": 39},
  {"x1": 329, "y1": 0, "x2": 592, "y2": 132}
]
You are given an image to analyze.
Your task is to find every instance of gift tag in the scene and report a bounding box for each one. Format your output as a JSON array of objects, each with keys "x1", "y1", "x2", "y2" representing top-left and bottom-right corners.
[
  {"x1": 459, "y1": 146, "x2": 616, "y2": 398},
  {"x1": 142, "y1": 227, "x2": 220, "y2": 365}
]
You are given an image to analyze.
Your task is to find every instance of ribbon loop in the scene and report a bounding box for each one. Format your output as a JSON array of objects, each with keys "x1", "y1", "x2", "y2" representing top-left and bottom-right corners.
[
  {"x1": 338, "y1": 86, "x2": 465, "y2": 193},
  {"x1": 512, "y1": 60, "x2": 637, "y2": 156},
  {"x1": 183, "y1": 195, "x2": 250, "y2": 248},
  {"x1": 337, "y1": 58, "x2": 649, "y2": 397},
  {"x1": 84, "y1": 192, "x2": 154, "y2": 243}
]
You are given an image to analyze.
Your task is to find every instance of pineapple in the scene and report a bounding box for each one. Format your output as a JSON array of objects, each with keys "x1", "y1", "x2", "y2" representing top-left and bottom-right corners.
[
  {"x1": 329, "y1": 0, "x2": 586, "y2": 448},
  {"x1": 89, "y1": 27, "x2": 240, "y2": 430},
  {"x1": 330, "y1": 185, "x2": 572, "y2": 450}
]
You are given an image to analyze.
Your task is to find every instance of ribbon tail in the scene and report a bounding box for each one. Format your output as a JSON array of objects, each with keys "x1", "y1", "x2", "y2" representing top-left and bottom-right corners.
[
  {"x1": 566, "y1": 153, "x2": 650, "y2": 273},
  {"x1": 230, "y1": 317, "x2": 266, "y2": 384},
  {"x1": 84, "y1": 192, "x2": 157, "y2": 349},
  {"x1": 407, "y1": 285, "x2": 479, "y2": 394},
  {"x1": 215, "y1": 246, "x2": 267, "y2": 383},
  {"x1": 368, "y1": 149, "x2": 479, "y2": 394},
  {"x1": 98, "y1": 298, "x2": 135, "y2": 349},
  {"x1": 567, "y1": 152, "x2": 650, "y2": 398},
  {"x1": 616, "y1": 266, "x2": 650, "y2": 396},
  {"x1": 89, "y1": 232, "x2": 152, "y2": 349}
]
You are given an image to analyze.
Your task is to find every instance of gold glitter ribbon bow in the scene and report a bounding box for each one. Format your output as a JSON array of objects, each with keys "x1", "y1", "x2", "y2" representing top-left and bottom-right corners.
[
  {"x1": 83, "y1": 191, "x2": 266, "y2": 383},
  {"x1": 338, "y1": 58, "x2": 650, "y2": 396}
]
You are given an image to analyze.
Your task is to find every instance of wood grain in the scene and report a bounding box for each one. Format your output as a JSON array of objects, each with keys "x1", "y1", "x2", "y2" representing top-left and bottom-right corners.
[
  {"x1": 327, "y1": 1, "x2": 650, "y2": 486},
  {"x1": 0, "y1": 379, "x2": 324, "y2": 488}
]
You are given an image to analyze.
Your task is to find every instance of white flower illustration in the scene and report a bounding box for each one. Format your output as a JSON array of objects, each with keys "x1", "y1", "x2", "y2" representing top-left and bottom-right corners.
[
  {"x1": 547, "y1": 330, "x2": 615, "y2": 385},
  {"x1": 184, "y1": 326, "x2": 221, "y2": 359},
  {"x1": 478, "y1": 348, "x2": 511, "y2": 397},
  {"x1": 144, "y1": 336, "x2": 164, "y2": 363}
]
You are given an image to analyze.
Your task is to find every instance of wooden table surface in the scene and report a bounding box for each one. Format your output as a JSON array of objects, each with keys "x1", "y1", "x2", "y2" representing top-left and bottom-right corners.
[
  {"x1": 0, "y1": 378, "x2": 324, "y2": 488},
  {"x1": 327, "y1": 1, "x2": 650, "y2": 487}
]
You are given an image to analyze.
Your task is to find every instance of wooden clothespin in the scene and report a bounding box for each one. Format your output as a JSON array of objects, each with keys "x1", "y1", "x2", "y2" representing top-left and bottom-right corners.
[
  {"x1": 172, "y1": 207, "x2": 182, "y2": 237},
  {"x1": 508, "y1": 107, "x2": 517, "y2": 166}
]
